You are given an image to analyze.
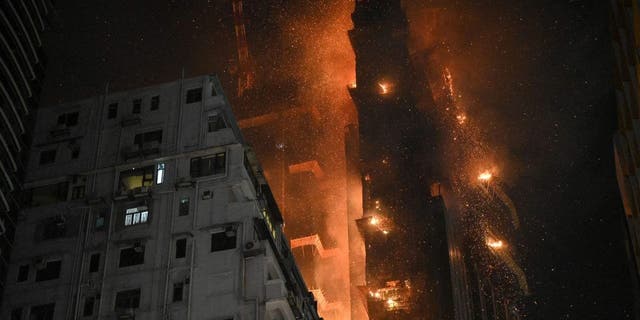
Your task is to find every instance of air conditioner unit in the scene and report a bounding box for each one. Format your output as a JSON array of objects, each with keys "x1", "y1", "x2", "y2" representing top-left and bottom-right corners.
[
  {"x1": 34, "y1": 257, "x2": 47, "y2": 270},
  {"x1": 133, "y1": 242, "x2": 144, "y2": 253},
  {"x1": 243, "y1": 240, "x2": 264, "y2": 257}
]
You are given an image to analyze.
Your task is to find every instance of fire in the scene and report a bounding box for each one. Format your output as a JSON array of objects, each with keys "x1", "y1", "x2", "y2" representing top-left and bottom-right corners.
[
  {"x1": 456, "y1": 113, "x2": 467, "y2": 125},
  {"x1": 349, "y1": 81, "x2": 357, "y2": 89},
  {"x1": 486, "y1": 238, "x2": 505, "y2": 249},
  {"x1": 477, "y1": 170, "x2": 493, "y2": 182},
  {"x1": 382, "y1": 230, "x2": 389, "y2": 235},
  {"x1": 378, "y1": 82, "x2": 391, "y2": 94},
  {"x1": 386, "y1": 298, "x2": 398, "y2": 308},
  {"x1": 370, "y1": 216, "x2": 380, "y2": 225}
]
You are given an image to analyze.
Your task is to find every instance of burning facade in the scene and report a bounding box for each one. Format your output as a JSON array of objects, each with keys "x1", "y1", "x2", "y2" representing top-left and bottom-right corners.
[{"x1": 347, "y1": 0, "x2": 456, "y2": 318}]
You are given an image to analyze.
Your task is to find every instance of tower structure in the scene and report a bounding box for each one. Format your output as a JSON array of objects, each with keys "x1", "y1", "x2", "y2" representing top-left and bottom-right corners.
[{"x1": 347, "y1": 0, "x2": 456, "y2": 319}]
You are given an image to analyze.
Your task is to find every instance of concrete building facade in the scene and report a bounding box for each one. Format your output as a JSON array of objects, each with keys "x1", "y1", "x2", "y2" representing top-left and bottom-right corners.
[
  {"x1": 611, "y1": 1, "x2": 640, "y2": 318},
  {"x1": 0, "y1": 74, "x2": 321, "y2": 320},
  {"x1": 0, "y1": 0, "x2": 54, "y2": 301}
]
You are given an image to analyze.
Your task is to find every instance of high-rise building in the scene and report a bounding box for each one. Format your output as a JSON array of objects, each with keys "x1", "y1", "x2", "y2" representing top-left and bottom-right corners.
[
  {"x1": 611, "y1": 1, "x2": 640, "y2": 318},
  {"x1": 0, "y1": 74, "x2": 321, "y2": 320},
  {"x1": 347, "y1": 1, "x2": 457, "y2": 319},
  {"x1": 0, "y1": 0, "x2": 54, "y2": 303}
]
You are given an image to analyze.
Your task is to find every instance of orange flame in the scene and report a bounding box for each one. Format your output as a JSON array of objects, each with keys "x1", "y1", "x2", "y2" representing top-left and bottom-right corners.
[
  {"x1": 378, "y1": 82, "x2": 391, "y2": 94},
  {"x1": 478, "y1": 170, "x2": 493, "y2": 182}
]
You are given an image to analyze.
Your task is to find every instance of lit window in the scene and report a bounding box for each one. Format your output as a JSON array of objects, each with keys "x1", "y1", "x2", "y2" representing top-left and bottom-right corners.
[
  {"x1": 156, "y1": 163, "x2": 165, "y2": 184},
  {"x1": 124, "y1": 206, "x2": 149, "y2": 226}
]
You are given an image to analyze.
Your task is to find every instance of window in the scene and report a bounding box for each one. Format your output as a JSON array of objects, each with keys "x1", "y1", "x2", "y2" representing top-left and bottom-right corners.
[
  {"x1": 124, "y1": 206, "x2": 149, "y2": 226},
  {"x1": 134, "y1": 129, "x2": 162, "y2": 147},
  {"x1": 172, "y1": 283, "x2": 184, "y2": 302},
  {"x1": 71, "y1": 185, "x2": 85, "y2": 200},
  {"x1": 175, "y1": 239, "x2": 186, "y2": 258},
  {"x1": 29, "y1": 303, "x2": 55, "y2": 320},
  {"x1": 95, "y1": 211, "x2": 106, "y2": 231},
  {"x1": 156, "y1": 163, "x2": 165, "y2": 184},
  {"x1": 190, "y1": 153, "x2": 226, "y2": 178},
  {"x1": 35, "y1": 260, "x2": 62, "y2": 282},
  {"x1": 132, "y1": 99, "x2": 141, "y2": 114},
  {"x1": 42, "y1": 217, "x2": 66, "y2": 240},
  {"x1": 17, "y1": 264, "x2": 29, "y2": 282},
  {"x1": 114, "y1": 289, "x2": 140, "y2": 309},
  {"x1": 210, "y1": 82, "x2": 217, "y2": 96},
  {"x1": 10, "y1": 307, "x2": 21, "y2": 320},
  {"x1": 186, "y1": 87, "x2": 202, "y2": 103},
  {"x1": 83, "y1": 297, "x2": 95, "y2": 316},
  {"x1": 207, "y1": 114, "x2": 227, "y2": 132},
  {"x1": 118, "y1": 166, "x2": 154, "y2": 192},
  {"x1": 211, "y1": 226, "x2": 237, "y2": 252},
  {"x1": 57, "y1": 112, "x2": 79, "y2": 127},
  {"x1": 119, "y1": 245, "x2": 145, "y2": 267},
  {"x1": 108, "y1": 103, "x2": 118, "y2": 119},
  {"x1": 39, "y1": 149, "x2": 57, "y2": 165},
  {"x1": 179, "y1": 197, "x2": 189, "y2": 216},
  {"x1": 89, "y1": 253, "x2": 100, "y2": 273},
  {"x1": 150, "y1": 95, "x2": 160, "y2": 110},
  {"x1": 71, "y1": 148, "x2": 80, "y2": 159},
  {"x1": 25, "y1": 182, "x2": 68, "y2": 207}
]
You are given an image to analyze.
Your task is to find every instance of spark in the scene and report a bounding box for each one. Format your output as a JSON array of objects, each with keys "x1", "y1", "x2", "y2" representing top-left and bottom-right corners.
[
  {"x1": 478, "y1": 170, "x2": 493, "y2": 182},
  {"x1": 487, "y1": 238, "x2": 504, "y2": 249},
  {"x1": 370, "y1": 216, "x2": 380, "y2": 225},
  {"x1": 386, "y1": 298, "x2": 398, "y2": 309},
  {"x1": 349, "y1": 82, "x2": 357, "y2": 89},
  {"x1": 456, "y1": 113, "x2": 467, "y2": 125},
  {"x1": 378, "y1": 82, "x2": 391, "y2": 94},
  {"x1": 382, "y1": 230, "x2": 389, "y2": 235}
]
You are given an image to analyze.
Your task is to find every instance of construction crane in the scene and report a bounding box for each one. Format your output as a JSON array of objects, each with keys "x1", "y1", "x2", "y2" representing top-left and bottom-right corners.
[{"x1": 231, "y1": 0, "x2": 255, "y2": 97}]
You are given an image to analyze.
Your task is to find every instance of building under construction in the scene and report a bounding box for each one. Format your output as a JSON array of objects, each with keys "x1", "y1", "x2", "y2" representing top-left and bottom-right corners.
[{"x1": 347, "y1": 1, "x2": 456, "y2": 319}]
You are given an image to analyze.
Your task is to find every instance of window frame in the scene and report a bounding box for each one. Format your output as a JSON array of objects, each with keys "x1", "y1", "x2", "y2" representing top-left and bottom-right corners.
[
  {"x1": 210, "y1": 225, "x2": 238, "y2": 253},
  {"x1": 39, "y1": 149, "x2": 57, "y2": 165},
  {"x1": 185, "y1": 87, "x2": 203, "y2": 104},
  {"x1": 124, "y1": 206, "x2": 149, "y2": 227},
  {"x1": 150, "y1": 95, "x2": 160, "y2": 111},
  {"x1": 118, "y1": 245, "x2": 145, "y2": 268},
  {"x1": 132, "y1": 98, "x2": 142, "y2": 114},
  {"x1": 107, "y1": 103, "x2": 118, "y2": 119},
  {"x1": 114, "y1": 288, "x2": 141, "y2": 310},
  {"x1": 35, "y1": 260, "x2": 62, "y2": 282}
]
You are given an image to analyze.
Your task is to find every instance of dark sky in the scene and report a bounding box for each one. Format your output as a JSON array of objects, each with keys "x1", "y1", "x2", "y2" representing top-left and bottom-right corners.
[{"x1": 40, "y1": 0, "x2": 634, "y2": 319}]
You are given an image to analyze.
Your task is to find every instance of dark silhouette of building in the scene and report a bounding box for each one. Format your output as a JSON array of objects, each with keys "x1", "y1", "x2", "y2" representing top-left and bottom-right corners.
[
  {"x1": 0, "y1": 0, "x2": 54, "y2": 304},
  {"x1": 347, "y1": 0, "x2": 456, "y2": 318}
]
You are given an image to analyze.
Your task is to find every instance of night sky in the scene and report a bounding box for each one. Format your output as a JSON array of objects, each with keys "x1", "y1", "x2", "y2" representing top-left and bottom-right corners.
[{"x1": 39, "y1": 0, "x2": 633, "y2": 319}]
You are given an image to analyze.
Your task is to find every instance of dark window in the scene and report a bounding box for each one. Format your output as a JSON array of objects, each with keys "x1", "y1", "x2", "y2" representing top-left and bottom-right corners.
[
  {"x1": 150, "y1": 96, "x2": 160, "y2": 110},
  {"x1": 83, "y1": 297, "x2": 95, "y2": 316},
  {"x1": 39, "y1": 149, "x2": 56, "y2": 165},
  {"x1": 172, "y1": 283, "x2": 184, "y2": 302},
  {"x1": 10, "y1": 307, "x2": 21, "y2": 320},
  {"x1": 119, "y1": 245, "x2": 145, "y2": 268},
  {"x1": 207, "y1": 114, "x2": 227, "y2": 132},
  {"x1": 108, "y1": 103, "x2": 118, "y2": 119},
  {"x1": 42, "y1": 217, "x2": 66, "y2": 240},
  {"x1": 132, "y1": 99, "x2": 141, "y2": 114},
  {"x1": 29, "y1": 303, "x2": 55, "y2": 320},
  {"x1": 71, "y1": 147, "x2": 80, "y2": 159},
  {"x1": 95, "y1": 211, "x2": 106, "y2": 231},
  {"x1": 17, "y1": 264, "x2": 28, "y2": 282},
  {"x1": 57, "y1": 112, "x2": 79, "y2": 127},
  {"x1": 186, "y1": 88, "x2": 202, "y2": 103},
  {"x1": 133, "y1": 130, "x2": 162, "y2": 147},
  {"x1": 190, "y1": 153, "x2": 226, "y2": 178},
  {"x1": 35, "y1": 260, "x2": 61, "y2": 282},
  {"x1": 175, "y1": 239, "x2": 186, "y2": 259},
  {"x1": 89, "y1": 253, "x2": 100, "y2": 273},
  {"x1": 25, "y1": 182, "x2": 69, "y2": 207},
  {"x1": 211, "y1": 82, "x2": 217, "y2": 96},
  {"x1": 179, "y1": 197, "x2": 189, "y2": 216},
  {"x1": 114, "y1": 289, "x2": 140, "y2": 310},
  {"x1": 71, "y1": 186, "x2": 85, "y2": 200},
  {"x1": 211, "y1": 226, "x2": 237, "y2": 252}
]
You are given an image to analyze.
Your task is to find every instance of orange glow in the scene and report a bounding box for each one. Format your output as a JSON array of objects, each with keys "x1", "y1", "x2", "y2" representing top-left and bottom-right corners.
[
  {"x1": 382, "y1": 230, "x2": 389, "y2": 235},
  {"x1": 487, "y1": 238, "x2": 505, "y2": 249},
  {"x1": 378, "y1": 82, "x2": 391, "y2": 94},
  {"x1": 349, "y1": 82, "x2": 357, "y2": 89},
  {"x1": 370, "y1": 216, "x2": 380, "y2": 226},
  {"x1": 456, "y1": 113, "x2": 467, "y2": 125},
  {"x1": 478, "y1": 170, "x2": 493, "y2": 182}
]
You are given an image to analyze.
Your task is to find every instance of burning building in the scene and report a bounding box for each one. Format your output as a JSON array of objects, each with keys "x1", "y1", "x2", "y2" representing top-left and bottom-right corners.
[{"x1": 347, "y1": 0, "x2": 457, "y2": 318}]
